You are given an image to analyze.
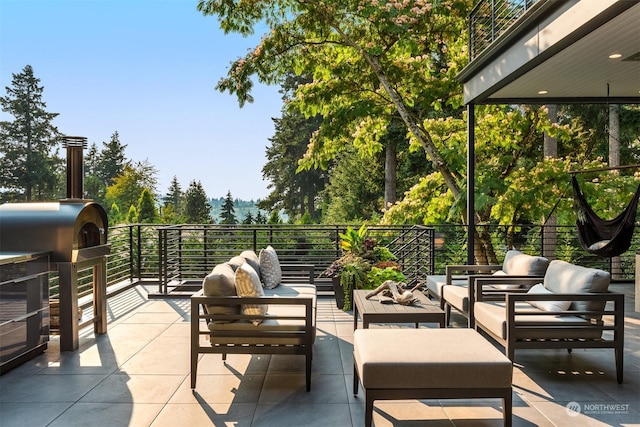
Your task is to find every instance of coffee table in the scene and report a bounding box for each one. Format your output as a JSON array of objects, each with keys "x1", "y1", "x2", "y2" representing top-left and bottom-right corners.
[{"x1": 352, "y1": 289, "x2": 445, "y2": 330}]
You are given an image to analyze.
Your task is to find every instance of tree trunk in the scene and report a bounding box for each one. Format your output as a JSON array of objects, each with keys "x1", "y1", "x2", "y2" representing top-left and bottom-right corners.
[{"x1": 384, "y1": 141, "x2": 397, "y2": 207}]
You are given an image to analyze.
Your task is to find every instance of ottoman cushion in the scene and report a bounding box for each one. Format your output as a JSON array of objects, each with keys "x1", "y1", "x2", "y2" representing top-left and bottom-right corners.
[{"x1": 354, "y1": 329, "x2": 512, "y2": 390}]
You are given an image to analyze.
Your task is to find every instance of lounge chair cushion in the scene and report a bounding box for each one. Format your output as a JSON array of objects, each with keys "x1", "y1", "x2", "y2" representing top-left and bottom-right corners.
[
  {"x1": 526, "y1": 283, "x2": 571, "y2": 312},
  {"x1": 259, "y1": 245, "x2": 282, "y2": 289},
  {"x1": 474, "y1": 301, "x2": 602, "y2": 340},
  {"x1": 202, "y1": 262, "x2": 239, "y2": 322},
  {"x1": 426, "y1": 275, "x2": 467, "y2": 299},
  {"x1": 235, "y1": 263, "x2": 267, "y2": 325},
  {"x1": 543, "y1": 260, "x2": 610, "y2": 312},
  {"x1": 442, "y1": 284, "x2": 469, "y2": 312}
]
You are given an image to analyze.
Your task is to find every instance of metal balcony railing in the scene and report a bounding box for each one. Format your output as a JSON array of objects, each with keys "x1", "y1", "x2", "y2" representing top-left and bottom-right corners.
[
  {"x1": 469, "y1": 0, "x2": 540, "y2": 60},
  {"x1": 45, "y1": 222, "x2": 636, "y2": 304},
  {"x1": 156, "y1": 224, "x2": 435, "y2": 295}
]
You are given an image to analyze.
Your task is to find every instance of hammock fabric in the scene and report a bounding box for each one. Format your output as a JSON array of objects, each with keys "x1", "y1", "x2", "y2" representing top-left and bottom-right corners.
[{"x1": 572, "y1": 175, "x2": 640, "y2": 257}]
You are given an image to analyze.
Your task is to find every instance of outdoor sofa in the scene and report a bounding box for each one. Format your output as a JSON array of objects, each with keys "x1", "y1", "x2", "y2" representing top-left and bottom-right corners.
[
  {"x1": 473, "y1": 259, "x2": 625, "y2": 383},
  {"x1": 190, "y1": 247, "x2": 317, "y2": 390},
  {"x1": 427, "y1": 249, "x2": 549, "y2": 327}
]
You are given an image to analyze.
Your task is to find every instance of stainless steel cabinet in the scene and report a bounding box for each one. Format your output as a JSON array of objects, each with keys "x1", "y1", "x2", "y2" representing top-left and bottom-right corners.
[{"x1": 0, "y1": 252, "x2": 49, "y2": 374}]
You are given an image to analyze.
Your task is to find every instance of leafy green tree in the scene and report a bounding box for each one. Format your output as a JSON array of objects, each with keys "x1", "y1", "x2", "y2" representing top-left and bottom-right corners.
[
  {"x1": 105, "y1": 161, "x2": 157, "y2": 214},
  {"x1": 219, "y1": 190, "x2": 237, "y2": 224},
  {"x1": 184, "y1": 180, "x2": 212, "y2": 223},
  {"x1": 137, "y1": 188, "x2": 158, "y2": 223},
  {"x1": 0, "y1": 65, "x2": 63, "y2": 201},
  {"x1": 197, "y1": 0, "x2": 470, "y2": 202}
]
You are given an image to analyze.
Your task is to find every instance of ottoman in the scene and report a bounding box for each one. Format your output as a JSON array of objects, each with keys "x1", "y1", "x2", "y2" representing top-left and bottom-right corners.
[{"x1": 353, "y1": 328, "x2": 513, "y2": 427}]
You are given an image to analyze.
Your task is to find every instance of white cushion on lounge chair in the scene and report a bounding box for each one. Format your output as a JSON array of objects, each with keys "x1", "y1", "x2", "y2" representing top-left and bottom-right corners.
[{"x1": 426, "y1": 275, "x2": 467, "y2": 299}]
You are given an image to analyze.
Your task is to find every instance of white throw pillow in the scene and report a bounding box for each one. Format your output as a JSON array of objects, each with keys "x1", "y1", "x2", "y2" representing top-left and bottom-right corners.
[
  {"x1": 526, "y1": 283, "x2": 571, "y2": 312},
  {"x1": 259, "y1": 245, "x2": 282, "y2": 289},
  {"x1": 234, "y1": 263, "x2": 267, "y2": 325}
]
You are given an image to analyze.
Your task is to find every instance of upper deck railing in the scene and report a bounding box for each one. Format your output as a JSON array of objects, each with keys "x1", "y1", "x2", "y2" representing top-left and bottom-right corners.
[{"x1": 469, "y1": 0, "x2": 540, "y2": 61}]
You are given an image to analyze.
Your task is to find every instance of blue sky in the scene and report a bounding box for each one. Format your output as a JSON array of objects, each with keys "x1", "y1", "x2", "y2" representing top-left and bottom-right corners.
[{"x1": 0, "y1": 0, "x2": 283, "y2": 201}]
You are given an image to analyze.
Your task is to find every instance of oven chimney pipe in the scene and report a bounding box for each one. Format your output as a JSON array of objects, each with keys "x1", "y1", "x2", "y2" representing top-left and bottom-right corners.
[{"x1": 63, "y1": 136, "x2": 87, "y2": 200}]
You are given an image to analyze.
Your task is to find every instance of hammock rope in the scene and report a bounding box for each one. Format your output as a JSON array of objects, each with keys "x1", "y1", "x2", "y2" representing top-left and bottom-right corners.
[{"x1": 572, "y1": 175, "x2": 640, "y2": 257}]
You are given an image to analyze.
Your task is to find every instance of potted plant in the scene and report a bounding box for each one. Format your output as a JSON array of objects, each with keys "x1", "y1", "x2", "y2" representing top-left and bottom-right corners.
[{"x1": 324, "y1": 224, "x2": 404, "y2": 310}]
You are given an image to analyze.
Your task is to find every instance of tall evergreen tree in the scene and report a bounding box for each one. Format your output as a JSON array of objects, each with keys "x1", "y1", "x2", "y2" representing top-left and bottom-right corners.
[
  {"x1": 164, "y1": 175, "x2": 183, "y2": 215},
  {"x1": 219, "y1": 190, "x2": 237, "y2": 224},
  {"x1": 97, "y1": 131, "x2": 127, "y2": 185},
  {"x1": 184, "y1": 180, "x2": 212, "y2": 223},
  {"x1": 260, "y1": 74, "x2": 325, "y2": 221},
  {"x1": 0, "y1": 65, "x2": 63, "y2": 201},
  {"x1": 84, "y1": 142, "x2": 106, "y2": 203}
]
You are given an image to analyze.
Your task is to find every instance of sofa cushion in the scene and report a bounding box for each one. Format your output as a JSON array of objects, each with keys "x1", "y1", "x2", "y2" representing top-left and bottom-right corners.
[
  {"x1": 474, "y1": 301, "x2": 601, "y2": 340},
  {"x1": 543, "y1": 260, "x2": 610, "y2": 312},
  {"x1": 240, "y1": 250, "x2": 261, "y2": 277},
  {"x1": 202, "y1": 262, "x2": 239, "y2": 322},
  {"x1": 259, "y1": 245, "x2": 282, "y2": 289},
  {"x1": 442, "y1": 284, "x2": 469, "y2": 312},
  {"x1": 502, "y1": 249, "x2": 549, "y2": 276},
  {"x1": 526, "y1": 283, "x2": 571, "y2": 312},
  {"x1": 235, "y1": 263, "x2": 267, "y2": 325},
  {"x1": 426, "y1": 275, "x2": 467, "y2": 299}
]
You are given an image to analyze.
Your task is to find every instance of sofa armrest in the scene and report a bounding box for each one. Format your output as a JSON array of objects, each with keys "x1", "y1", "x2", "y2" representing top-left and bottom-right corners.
[{"x1": 281, "y1": 263, "x2": 315, "y2": 285}]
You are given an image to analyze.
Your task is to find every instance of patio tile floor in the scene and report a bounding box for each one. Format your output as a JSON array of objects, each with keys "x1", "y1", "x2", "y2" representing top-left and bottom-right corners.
[{"x1": 0, "y1": 283, "x2": 638, "y2": 426}]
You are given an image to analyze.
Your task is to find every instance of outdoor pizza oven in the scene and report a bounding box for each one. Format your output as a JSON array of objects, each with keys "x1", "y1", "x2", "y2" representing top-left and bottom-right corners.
[
  {"x1": 0, "y1": 136, "x2": 110, "y2": 352},
  {"x1": 0, "y1": 200, "x2": 109, "y2": 262}
]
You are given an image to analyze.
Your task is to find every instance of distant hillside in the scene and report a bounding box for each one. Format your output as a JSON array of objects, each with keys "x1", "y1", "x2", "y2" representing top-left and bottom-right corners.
[{"x1": 209, "y1": 197, "x2": 266, "y2": 223}]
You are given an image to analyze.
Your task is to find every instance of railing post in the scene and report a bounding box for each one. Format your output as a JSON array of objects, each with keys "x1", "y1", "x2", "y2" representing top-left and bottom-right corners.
[
  {"x1": 129, "y1": 225, "x2": 134, "y2": 282},
  {"x1": 158, "y1": 227, "x2": 164, "y2": 295},
  {"x1": 136, "y1": 225, "x2": 142, "y2": 281}
]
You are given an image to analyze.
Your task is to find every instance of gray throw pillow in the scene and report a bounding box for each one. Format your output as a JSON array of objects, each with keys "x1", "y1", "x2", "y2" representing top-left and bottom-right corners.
[
  {"x1": 543, "y1": 260, "x2": 610, "y2": 312},
  {"x1": 202, "y1": 262, "x2": 239, "y2": 323},
  {"x1": 259, "y1": 245, "x2": 282, "y2": 289},
  {"x1": 502, "y1": 249, "x2": 549, "y2": 276}
]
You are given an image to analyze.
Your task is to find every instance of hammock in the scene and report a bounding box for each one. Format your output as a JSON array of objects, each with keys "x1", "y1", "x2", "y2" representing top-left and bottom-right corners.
[{"x1": 572, "y1": 175, "x2": 640, "y2": 257}]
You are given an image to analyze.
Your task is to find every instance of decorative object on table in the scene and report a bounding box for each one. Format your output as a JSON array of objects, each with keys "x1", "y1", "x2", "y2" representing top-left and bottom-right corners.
[
  {"x1": 323, "y1": 224, "x2": 406, "y2": 311},
  {"x1": 365, "y1": 280, "x2": 421, "y2": 305}
]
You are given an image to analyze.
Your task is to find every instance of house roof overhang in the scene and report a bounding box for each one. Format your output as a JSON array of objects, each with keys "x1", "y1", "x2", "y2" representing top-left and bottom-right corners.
[{"x1": 458, "y1": 0, "x2": 640, "y2": 105}]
